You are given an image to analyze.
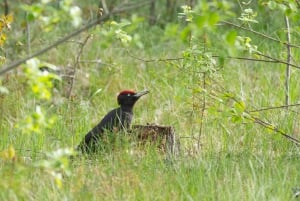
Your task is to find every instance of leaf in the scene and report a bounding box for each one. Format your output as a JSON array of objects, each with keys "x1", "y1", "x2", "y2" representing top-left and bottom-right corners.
[
  {"x1": 208, "y1": 12, "x2": 219, "y2": 26},
  {"x1": 267, "y1": 1, "x2": 277, "y2": 10},
  {"x1": 226, "y1": 31, "x2": 237, "y2": 45},
  {"x1": 234, "y1": 101, "x2": 246, "y2": 113},
  {"x1": 194, "y1": 15, "x2": 207, "y2": 28}
]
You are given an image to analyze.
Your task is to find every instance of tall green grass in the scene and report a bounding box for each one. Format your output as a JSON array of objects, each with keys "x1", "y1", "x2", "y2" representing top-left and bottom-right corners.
[{"x1": 1, "y1": 3, "x2": 300, "y2": 200}]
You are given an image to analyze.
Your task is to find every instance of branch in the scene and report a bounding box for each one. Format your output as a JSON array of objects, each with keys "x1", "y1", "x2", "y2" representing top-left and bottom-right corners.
[
  {"x1": 212, "y1": 55, "x2": 281, "y2": 63},
  {"x1": 256, "y1": 52, "x2": 300, "y2": 69},
  {"x1": 252, "y1": 116, "x2": 300, "y2": 146},
  {"x1": 67, "y1": 35, "x2": 91, "y2": 99},
  {"x1": 220, "y1": 20, "x2": 300, "y2": 49},
  {"x1": 126, "y1": 50, "x2": 184, "y2": 62},
  {"x1": 0, "y1": 1, "x2": 152, "y2": 76},
  {"x1": 249, "y1": 103, "x2": 300, "y2": 112},
  {"x1": 127, "y1": 50, "x2": 300, "y2": 69}
]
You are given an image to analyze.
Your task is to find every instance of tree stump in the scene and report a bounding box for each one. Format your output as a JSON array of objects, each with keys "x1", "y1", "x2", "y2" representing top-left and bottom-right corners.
[{"x1": 131, "y1": 124, "x2": 180, "y2": 156}]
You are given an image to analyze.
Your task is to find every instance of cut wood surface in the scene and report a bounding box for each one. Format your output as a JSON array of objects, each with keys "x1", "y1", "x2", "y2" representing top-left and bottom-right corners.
[{"x1": 132, "y1": 124, "x2": 180, "y2": 156}]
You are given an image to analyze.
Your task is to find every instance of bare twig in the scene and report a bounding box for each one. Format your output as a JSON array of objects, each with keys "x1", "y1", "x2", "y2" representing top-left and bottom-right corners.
[
  {"x1": 220, "y1": 20, "x2": 300, "y2": 49},
  {"x1": 256, "y1": 52, "x2": 300, "y2": 69},
  {"x1": 0, "y1": 1, "x2": 152, "y2": 76},
  {"x1": 212, "y1": 55, "x2": 280, "y2": 63},
  {"x1": 127, "y1": 50, "x2": 300, "y2": 69},
  {"x1": 249, "y1": 103, "x2": 300, "y2": 112},
  {"x1": 126, "y1": 50, "x2": 184, "y2": 62},
  {"x1": 67, "y1": 35, "x2": 91, "y2": 99},
  {"x1": 284, "y1": 15, "x2": 291, "y2": 107}
]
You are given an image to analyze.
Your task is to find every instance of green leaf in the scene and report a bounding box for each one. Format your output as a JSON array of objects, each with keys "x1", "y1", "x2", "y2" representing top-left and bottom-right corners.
[
  {"x1": 234, "y1": 101, "x2": 246, "y2": 113},
  {"x1": 267, "y1": 1, "x2": 277, "y2": 10},
  {"x1": 208, "y1": 12, "x2": 219, "y2": 26},
  {"x1": 195, "y1": 15, "x2": 207, "y2": 28},
  {"x1": 226, "y1": 31, "x2": 237, "y2": 45}
]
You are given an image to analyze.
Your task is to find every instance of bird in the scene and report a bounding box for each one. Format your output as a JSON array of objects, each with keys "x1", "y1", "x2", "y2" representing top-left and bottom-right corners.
[{"x1": 77, "y1": 89, "x2": 149, "y2": 153}]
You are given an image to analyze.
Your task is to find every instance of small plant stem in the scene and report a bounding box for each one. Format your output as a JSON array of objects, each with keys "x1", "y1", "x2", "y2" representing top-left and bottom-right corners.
[
  {"x1": 284, "y1": 15, "x2": 291, "y2": 107},
  {"x1": 26, "y1": 13, "x2": 31, "y2": 55},
  {"x1": 198, "y1": 72, "x2": 206, "y2": 150}
]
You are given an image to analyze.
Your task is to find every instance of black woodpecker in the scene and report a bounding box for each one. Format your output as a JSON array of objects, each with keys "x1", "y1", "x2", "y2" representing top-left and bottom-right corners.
[{"x1": 77, "y1": 89, "x2": 149, "y2": 153}]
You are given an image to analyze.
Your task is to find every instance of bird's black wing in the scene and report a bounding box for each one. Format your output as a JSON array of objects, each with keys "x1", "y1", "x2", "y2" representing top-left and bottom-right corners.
[{"x1": 77, "y1": 107, "x2": 124, "y2": 152}]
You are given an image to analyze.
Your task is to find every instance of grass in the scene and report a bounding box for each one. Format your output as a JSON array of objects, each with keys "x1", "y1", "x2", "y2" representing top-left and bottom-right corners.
[{"x1": 1, "y1": 2, "x2": 300, "y2": 200}]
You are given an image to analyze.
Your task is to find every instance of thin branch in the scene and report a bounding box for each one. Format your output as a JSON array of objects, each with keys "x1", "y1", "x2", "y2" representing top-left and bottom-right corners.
[
  {"x1": 67, "y1": 35, "x2": 91, "y2": 99},
  {"x1": 256, "y1": 52, "x2": 300, "y2": 69},
  {"x1": 214, "y1": 82, "x2": 300, "y2": 146},
  {"x1": 252, "y1": 117, "x2": 300, "y2": 145},
  {"x1": 284, "y1": 15, "x2": 291, "y2": 106},
  {"x1": 127, "y1": 50, "x2": 300, "y2": 69},
  {"x1": 0, "y1": 1, "x2": 152, "y2": 76},
  {"x1": 126, "y1": 50, "x2": 184, "y2": 62},
  {"x1": 212, "y1": 55, "x2": 279, "y2": 63},
  {"x1": 220, "y1": 20, "x2": 300, "y2": 49},
  {"x1": 249, "y1": 103, "x2": 300, "y2": 112}
]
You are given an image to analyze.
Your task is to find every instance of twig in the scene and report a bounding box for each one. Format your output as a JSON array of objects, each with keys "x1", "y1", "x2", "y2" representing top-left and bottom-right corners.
[
  {"x1": 256, "y1": 52, "x2": 300, "y2": 69},
  {"x1": 284, "y1": 15, "x2": 291, "y2": 107},
  {"x1": 220, "y1": 20, "x2": 300, "y2": 49},
  {"x1": 249, "y1": 103, "x2": 300, "y2": 112},
  {"x1": 252, "y1": 116, "x2": 300, "y2": 145},
  {"x1": 212, "y1": 55, "x2": 280, "y2": 63},
  {"x1": 214, "y1": 82, "x2": 300, "y2": 146},
  {"x1": 0, "y1": 1, "x2": 152, "y2": 76},
  {"x1": 127, "y1": 50, "x2": 300, "y2": 69},
  {"x1": 67, "y1": 35, "x2": 91, "y2": 99},
  {"x1": 126, "y1": 50, "x2": 184, "y2": 62}
]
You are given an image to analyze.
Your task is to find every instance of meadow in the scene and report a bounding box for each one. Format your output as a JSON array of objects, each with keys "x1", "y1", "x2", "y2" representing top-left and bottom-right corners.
[{"x1": 1, "y1": 1, "x2": 300, "y2": 200}]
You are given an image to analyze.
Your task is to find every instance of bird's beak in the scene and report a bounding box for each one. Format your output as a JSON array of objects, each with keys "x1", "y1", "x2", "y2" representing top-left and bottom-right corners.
[{"x1": 134, "y1": 89, "x2": 149, "y2": 98}]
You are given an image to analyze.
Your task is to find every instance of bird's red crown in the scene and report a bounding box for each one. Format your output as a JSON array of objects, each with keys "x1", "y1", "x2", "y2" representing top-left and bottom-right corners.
[{"x1": 118, "y1": 90, "x2": 136, "y2": 96}]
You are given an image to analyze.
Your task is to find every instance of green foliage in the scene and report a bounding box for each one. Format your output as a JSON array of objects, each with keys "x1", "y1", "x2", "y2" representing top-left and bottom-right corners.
[
  {"x1": 238, "y1": 8, "x2": 258, "y2": 24},
  {"x1": 17, "y1": 105, "x2": 56, "y2": 135},
  {"x1": 23, "y1": 58, "x2": 60, "y2": 100},
  {"x1": 21, "y1": 0, "x2": 82, "y2": 31},
  {"x1": 1, "y1": 0, "x2": 300, "y2": 200},
  {"x1": 235, "y1": 36, "x2": 259, "y2": 54},
  {"x1": 34, "y1": 148, "x2": 74, "y2": 188}
]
